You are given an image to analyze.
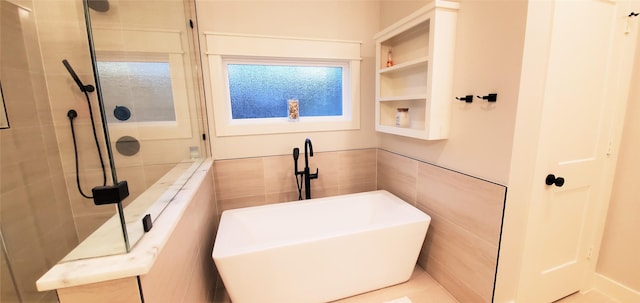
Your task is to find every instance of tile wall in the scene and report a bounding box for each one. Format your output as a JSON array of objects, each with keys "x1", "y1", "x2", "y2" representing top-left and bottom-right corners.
[
  {"x1": 32, "y1": 0, "x2": 118, "y2": 241},
  {"x1": 377, "y1": 150, "x2": 507, "y2": 303},
  {"x1": 0, "y1": 1, "x2": 78, "y2": 301},
  {"x1": 213, "y1": 149, "x2": 377, "y2": 212}
]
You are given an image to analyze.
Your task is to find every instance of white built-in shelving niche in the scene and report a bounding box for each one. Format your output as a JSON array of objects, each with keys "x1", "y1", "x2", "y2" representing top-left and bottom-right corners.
[{"x1": 374, "y1": 0, "x2": 459, "y2": 140}]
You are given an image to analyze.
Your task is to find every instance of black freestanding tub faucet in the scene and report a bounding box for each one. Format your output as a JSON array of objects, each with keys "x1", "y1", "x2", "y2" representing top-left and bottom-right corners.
[{"x1": 293, "y1": 138, "x2": 319, "y2": 200}]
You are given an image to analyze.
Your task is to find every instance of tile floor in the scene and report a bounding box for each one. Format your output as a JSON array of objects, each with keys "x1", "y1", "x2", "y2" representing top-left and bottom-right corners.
[
  {"x1": 555, "y1": 290, "x2": 620, "y2": 303},
  {"x1": 332, "y1": 266, "x2": 458, "y2": 303},
  {"x1": 213, "y1": 266, "x2": 458, "y2": 303},
  {"x1": 214, "y1": 265, "x2": 620, "y2": 303}
]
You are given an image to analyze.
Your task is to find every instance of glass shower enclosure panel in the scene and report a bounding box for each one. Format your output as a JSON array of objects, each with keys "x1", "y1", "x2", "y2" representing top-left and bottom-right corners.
[{"x1": 84, "y1": 0, "x2": 207, "y2": 251}]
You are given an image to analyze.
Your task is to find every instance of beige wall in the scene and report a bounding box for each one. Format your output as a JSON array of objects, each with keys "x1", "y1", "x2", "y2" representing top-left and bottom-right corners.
[
  {"x1": 380, "y1": 0, "x2": 428, "y2": 29},
  {"x1": 0, "y1": 0, "x2": 78, "y2": 301},
  {"x1": 378, "y1": 0, "x2": 527, "y2": 185},
  {"x1": 197, "y1": 0, "x2": 527, "y2": 183},
  {"x1": 196, "y1": 0, "x2": 380, "y2": 159},
  {"x1": 596, "y1": 35, "x2": 640, "y2": 292}
]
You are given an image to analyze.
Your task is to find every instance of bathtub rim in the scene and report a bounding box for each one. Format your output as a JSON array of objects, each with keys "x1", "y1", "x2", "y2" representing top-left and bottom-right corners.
[{"x1": 213, "y1": 189, "x2": 431, "y2": 259}]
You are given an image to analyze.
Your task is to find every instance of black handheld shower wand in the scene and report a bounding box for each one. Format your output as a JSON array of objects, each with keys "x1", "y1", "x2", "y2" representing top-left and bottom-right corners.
[
  {"x1": 62, "y1": 59, "x2": 95, "y2": 93},
  {"x1": 293, "y1": 148, "x2": 303, "y2": 200}
]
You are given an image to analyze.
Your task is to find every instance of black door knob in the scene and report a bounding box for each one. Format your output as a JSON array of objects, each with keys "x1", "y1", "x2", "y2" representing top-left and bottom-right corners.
[{"x1": 545, "y1": 174, "x2": 565, "y2": 187}]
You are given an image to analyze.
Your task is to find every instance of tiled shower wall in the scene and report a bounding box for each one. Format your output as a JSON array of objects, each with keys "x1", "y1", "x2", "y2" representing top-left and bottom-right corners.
[
  {"x1": 0, "y1": 1, "x2": 78, "y2": 302},
  {"x1": 213, "y1": 148, "x2": 507, "y2": 303}
]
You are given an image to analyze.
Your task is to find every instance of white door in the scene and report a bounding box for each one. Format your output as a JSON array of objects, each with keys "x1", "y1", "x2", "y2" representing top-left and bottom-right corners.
[{"x1": 522, "y1": 1, "x2": 637, "y2": 302}]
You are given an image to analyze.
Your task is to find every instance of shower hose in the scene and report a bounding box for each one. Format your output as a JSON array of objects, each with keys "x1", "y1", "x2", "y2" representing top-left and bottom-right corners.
[{"x1": 67, "y1": 89, "x2": 107, "y2": 199}]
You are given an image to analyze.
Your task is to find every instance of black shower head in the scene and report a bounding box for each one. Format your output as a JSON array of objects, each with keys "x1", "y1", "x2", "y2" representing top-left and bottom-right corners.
[
  {"x1": 87, "y1": 0, "x2": 109, "y2": 12},
  {"x1": 62, "y1": 59, "x2": 95, "y2": 93}
]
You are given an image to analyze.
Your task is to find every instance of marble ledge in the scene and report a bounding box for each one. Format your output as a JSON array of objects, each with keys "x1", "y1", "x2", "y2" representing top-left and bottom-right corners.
[
  {"x1": 58, "y1": 160, "x2": 201, "y2": 262},
  {"x1": 36, "y1": 159, "x2": 214, "y2": 292}
]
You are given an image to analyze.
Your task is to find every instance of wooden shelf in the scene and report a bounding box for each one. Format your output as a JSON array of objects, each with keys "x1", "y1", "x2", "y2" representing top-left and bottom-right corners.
[
  {"x1": 378, "y1": 95, "x2": 427, "y2": 102},
  {"x1": 379, "y1": 56, "x2": 429, "y2": 75},
  {"x1": 374, "y1": 0, "x2": 458, "y2": 140},
  {"x1": 375, "y1": 125, "x2": 430, "y2": 140}
]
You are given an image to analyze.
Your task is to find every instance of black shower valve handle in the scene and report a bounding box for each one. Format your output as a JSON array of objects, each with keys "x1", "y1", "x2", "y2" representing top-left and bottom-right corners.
[{"x1": 309, "y1": 168, "x2": 319, "y2": 179}]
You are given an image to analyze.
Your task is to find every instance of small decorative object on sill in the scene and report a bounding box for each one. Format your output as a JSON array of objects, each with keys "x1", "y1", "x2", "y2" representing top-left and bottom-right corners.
[
  {"x1": 395, "y1": 108, "x2": 410, "y2": 128},
  {"x1": 288, "y1": 99, "x2": 299, "y2": 121},
  {"x1": 386, "y1": 49, "x2": 394, "y2": 67}
]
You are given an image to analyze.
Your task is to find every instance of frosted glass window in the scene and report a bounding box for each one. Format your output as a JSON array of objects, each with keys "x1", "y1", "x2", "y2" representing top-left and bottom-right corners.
[
  {"x1": 97, "y1": 61, "x2": 176, "y2": 123},
  {"x1": 226, "y1": 64, "x2": 343, "y2": 119}
]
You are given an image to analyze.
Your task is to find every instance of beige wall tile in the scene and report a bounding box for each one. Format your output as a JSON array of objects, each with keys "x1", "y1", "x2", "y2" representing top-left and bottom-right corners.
[
  {"x1": 415, "y1": 162, "x2": 505, "y2": 303},
  {"x1": 264, "y1": 155, "x2": 297, "y2": 194},
  {"x1": 74, "y1": 213, "x2": 118, "y2": 242},
  {"x1": 374, "y1": 152, "x2": 506, "y2": 303},
  {"x1": 45, "y1": 75, "x2": 97, "y2": 127},
  {"x1": 306, "y1": 152, "x2": 339, "y2": 199},
  {"x1": 213, "y1": 158, "x2": 265, "y2": 201},
  {"x1": 27, "y1": 179, "x2": 75, "y2": 239},
  {"x1": 425, "y1": 256, "x2": 486, "y2": 303},
  {"x1": 419, "y1": 209, "x2": 499, "y2": 276},
  {"x1": 57, "y1": 277, "x2": 142, "y2": 303},
  {"x1": 266, "y1": 192, "x2": 300, "y2": 204},
  {"x1": 7, "y1": 247, "x2": 50, "y2": 302},
  {"x1": 377, "y1": 149, "x2": 417, "y2": 204},
  {"x1": 39, "y1": 217, "x2": 78, "y2": 267},
  {"x1": 309, "y1": 187, "x2": 341, "y2": 200},
  {"x1": 1, "y1": 69, "x2": 40, "y2": 128},
  {"x1": 1, "y1": 3, "x2": 29, "y2": 72},
  {"x1": 0, "y1": 126, "x2": 48, "y2": 165},
  {"x1": 56, "y1": 123, "x2": 111, "y2": 174},
  {"x1": 137, "y1": 139, "x2": 197, "y2": 166},
  {"x1": 116, "y1": 166, "x2": 149, "y2": 208},
  {"x1": 1, "y1": 247, "x2": 21, "y2": 302},
  {"x1": 143, "y1": 164, "x2": 175, "y2": 186},
  {"x1": 0, "y1": 187, "x2": 41, "y2": 253},
  {"x1": 417, "y1": 210, "x2": 497, "y2": 303},
  {"x1": 214, "y1": 149, "x2": 377, "y2": 207},
  {"x1": 337, "y1": 149, "x2": 377, "y2": 194},
  {"x1": 218, "y1": 195, "x2": 267, "y2": 213},
  {"x1": 338, "y1": 183, "x2": 377, "y2": 196},
  {"x1": 417, "y1": 163, "x2": 505, "y2": 245},
  {"x1": 140, "y1": 170, "x2": 217, "y2": 303}
]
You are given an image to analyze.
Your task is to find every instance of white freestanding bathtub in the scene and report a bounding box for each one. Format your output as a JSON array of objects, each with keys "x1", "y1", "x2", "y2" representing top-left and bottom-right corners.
[{"x1": 212, "y1": 190, "x2": 431, "y2": 303}]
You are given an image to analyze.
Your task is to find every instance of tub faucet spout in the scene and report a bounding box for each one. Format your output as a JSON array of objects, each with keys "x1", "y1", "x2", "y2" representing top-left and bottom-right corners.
[
  {"x1": 294, "y1": 138, "x2": 318, "y2": 200},
  {"x1": 304, "y1": 138, "x2": 319, "y2": 199}
]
